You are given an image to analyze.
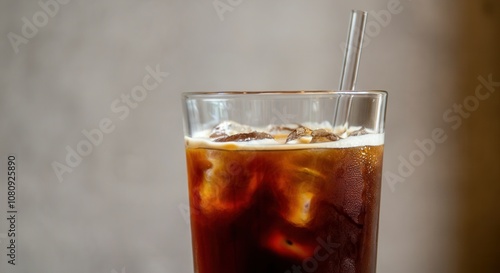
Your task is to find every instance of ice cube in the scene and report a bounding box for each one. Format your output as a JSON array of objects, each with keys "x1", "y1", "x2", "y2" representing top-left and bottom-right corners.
[
  {"x1": 198, "y1": 150, "x2": 262, "y2": 215},
  {"x1": 273, "y1": 166, "x2": 326, "y2": 227},
  {"x1": 285, "y1": 126, "x2": 313, "y2": 143},
  {"x1": 213, "y1": 131, "x2": 273, "y2": 142},
  {"x1": 348, "y1": 127, "x2": 367, "y2": 137},
  {"x1": 311, "y1": 129, "x2": 340, "y2": 143},
  {"x1": 209, "y1": 121, "x2": 253, "y2": 138},
  {"x1": 266, "y1": 124, "x2": 299, "y2": 133},
  {"x1": 284, "y1": 192, "x2": 314, "y2": 226}
]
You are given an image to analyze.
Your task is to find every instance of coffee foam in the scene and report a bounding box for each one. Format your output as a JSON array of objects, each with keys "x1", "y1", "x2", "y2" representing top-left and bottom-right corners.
[
  {"x1": 185, "y1": 133, "x2": 384, "y2": 150},
  {"x1": 186, "y1": 121, "x2": 384, "y2": 150}
]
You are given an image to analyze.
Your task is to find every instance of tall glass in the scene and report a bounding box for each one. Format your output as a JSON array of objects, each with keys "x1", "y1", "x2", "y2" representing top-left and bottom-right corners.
[{"x1": 182, "y1": 91, "x2": 387, "y2": 273}]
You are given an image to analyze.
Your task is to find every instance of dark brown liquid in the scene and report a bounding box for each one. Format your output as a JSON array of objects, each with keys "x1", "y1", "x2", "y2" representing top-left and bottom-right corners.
[{"x1": 186, "y1": 144, "x2": 383, "y2": 273}]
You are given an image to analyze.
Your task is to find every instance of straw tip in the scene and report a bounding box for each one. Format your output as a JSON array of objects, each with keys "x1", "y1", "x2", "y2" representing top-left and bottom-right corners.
[{"x1": 351, "y1": 9, "x2": 368, "y2": 16}]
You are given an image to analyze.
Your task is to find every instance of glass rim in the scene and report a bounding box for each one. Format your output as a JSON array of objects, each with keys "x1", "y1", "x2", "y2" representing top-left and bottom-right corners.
[{"x1": 182, "y1": 90, "x2": 387, "y2": 97}]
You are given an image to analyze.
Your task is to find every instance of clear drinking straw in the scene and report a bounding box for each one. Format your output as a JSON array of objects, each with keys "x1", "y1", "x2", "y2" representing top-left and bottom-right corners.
[
  {"x1": 335, "y1": 10, "x2": 368, "y2": 130},
  {"x1": 339, "y1": 10, "x2": 368, "y2": 90}
]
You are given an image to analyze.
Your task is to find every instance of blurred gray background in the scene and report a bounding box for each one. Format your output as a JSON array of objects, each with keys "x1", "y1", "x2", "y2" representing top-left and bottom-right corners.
[{"x1": 1, "y1": 0, "x2": 499, "y2": 273}]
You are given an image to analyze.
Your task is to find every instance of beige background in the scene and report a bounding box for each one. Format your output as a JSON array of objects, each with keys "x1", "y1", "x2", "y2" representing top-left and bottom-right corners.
[{"x1": 0, "y1": 0, "x2": 498, "y2": 273}]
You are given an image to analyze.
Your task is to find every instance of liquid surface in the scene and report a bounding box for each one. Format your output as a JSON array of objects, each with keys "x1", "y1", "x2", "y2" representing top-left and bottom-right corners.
[{"x1": 186, "y1": 133, "x2": 384, "y2": 150}]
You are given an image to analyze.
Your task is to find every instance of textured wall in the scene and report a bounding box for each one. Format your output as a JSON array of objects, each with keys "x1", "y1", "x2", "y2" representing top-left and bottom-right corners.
[{"x1": 0, "y1": 0, "x2": 482, "y2": 273}]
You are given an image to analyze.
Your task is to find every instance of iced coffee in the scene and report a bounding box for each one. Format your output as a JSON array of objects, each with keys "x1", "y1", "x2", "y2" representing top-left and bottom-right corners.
[{"x1": 185, "y1": 121, "x2": 383, "y2": 273}]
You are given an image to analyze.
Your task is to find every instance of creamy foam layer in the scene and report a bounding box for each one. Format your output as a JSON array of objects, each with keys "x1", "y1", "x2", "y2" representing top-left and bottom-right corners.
[{"x1": 185, "y1": 133, "x2": 384, "y2": 150}]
